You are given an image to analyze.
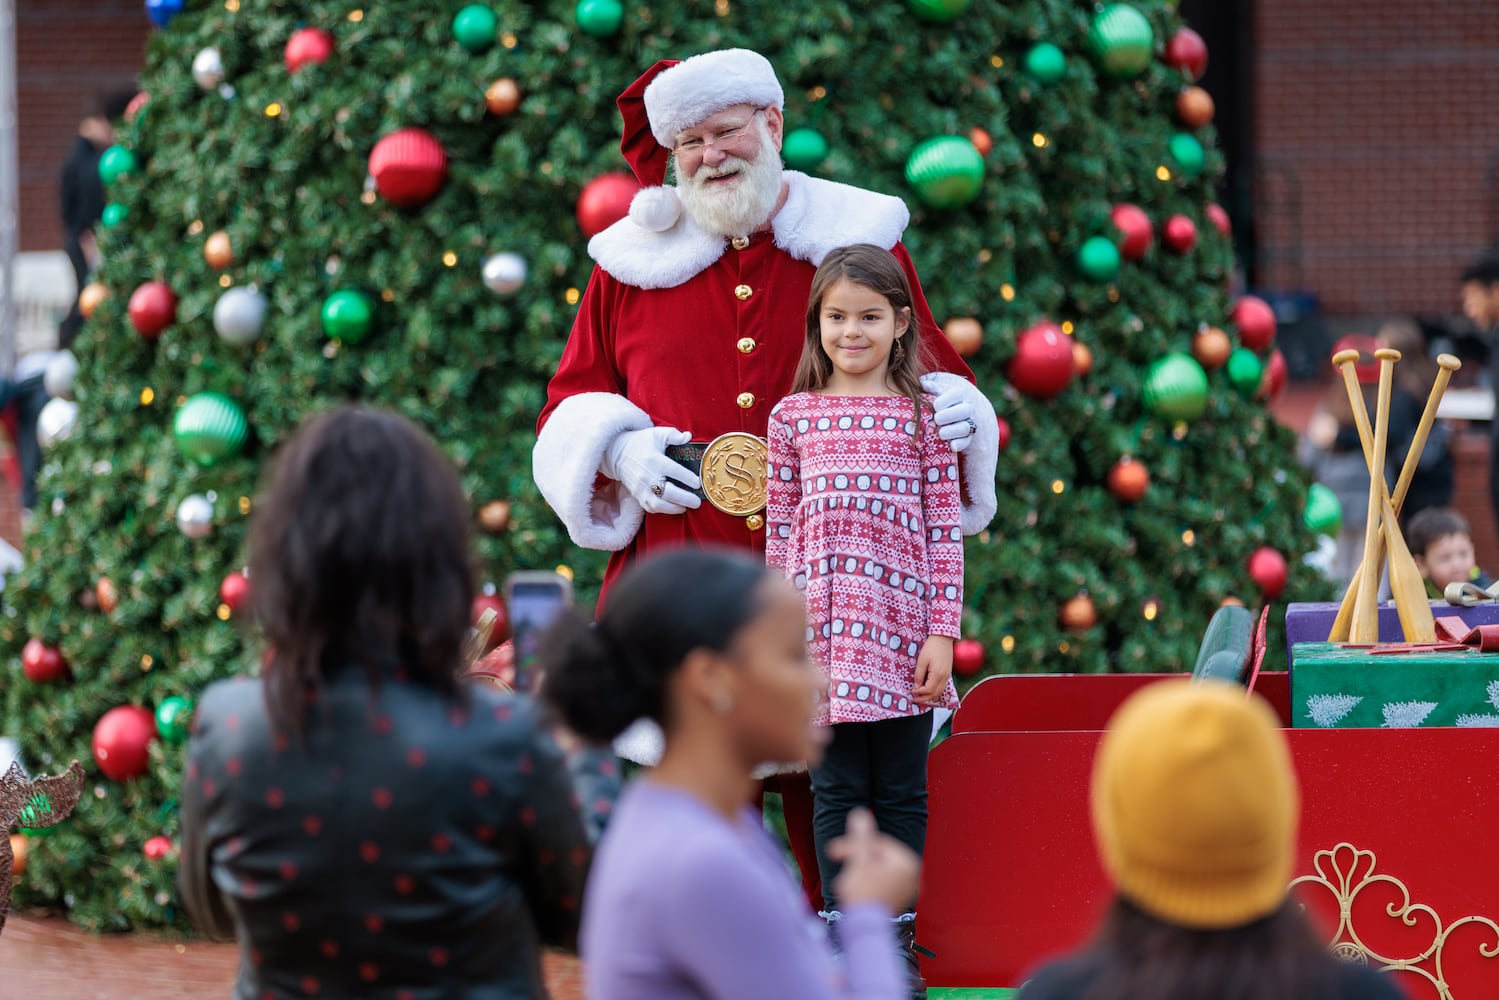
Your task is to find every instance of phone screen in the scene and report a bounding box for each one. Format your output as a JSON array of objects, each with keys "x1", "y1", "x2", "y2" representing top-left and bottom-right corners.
[{"x1": 508, "y1": 577, "x2": 570, "y2": 690}]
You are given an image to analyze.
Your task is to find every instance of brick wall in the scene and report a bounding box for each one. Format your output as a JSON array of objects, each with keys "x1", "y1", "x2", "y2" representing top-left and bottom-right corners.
[
  {"x1": 1254, "y1": 0, "x2": 1499, "y2": 316},
  {"x1": 15, "y1": 1, "x2": 148, "y2": 253}
]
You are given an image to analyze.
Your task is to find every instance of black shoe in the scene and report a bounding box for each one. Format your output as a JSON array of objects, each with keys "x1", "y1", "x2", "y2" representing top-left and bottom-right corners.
[{"x1": 894, "y1": 913, "x2": 928, "y2": 999}]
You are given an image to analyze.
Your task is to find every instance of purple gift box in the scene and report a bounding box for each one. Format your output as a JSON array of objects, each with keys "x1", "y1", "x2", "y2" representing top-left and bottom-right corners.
[{"x1": 1284, "y1": 601, "x2": 1499, "y2": 659}]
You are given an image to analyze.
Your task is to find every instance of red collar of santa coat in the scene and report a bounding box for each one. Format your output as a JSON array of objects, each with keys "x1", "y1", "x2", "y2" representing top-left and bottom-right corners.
[{"x1": 587, "y1": 171, "x2": 911, "y2": 290}]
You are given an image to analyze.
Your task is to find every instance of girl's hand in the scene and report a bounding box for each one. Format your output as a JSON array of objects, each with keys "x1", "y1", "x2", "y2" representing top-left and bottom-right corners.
[{"x1": 913, "y1": 636, "x2": 954, "y2": 704}]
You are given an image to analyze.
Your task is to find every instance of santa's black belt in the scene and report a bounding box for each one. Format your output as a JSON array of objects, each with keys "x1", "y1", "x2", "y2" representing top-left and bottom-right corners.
[{"x1": 665, "y1": 432, "x2": 770, "y2": 516}]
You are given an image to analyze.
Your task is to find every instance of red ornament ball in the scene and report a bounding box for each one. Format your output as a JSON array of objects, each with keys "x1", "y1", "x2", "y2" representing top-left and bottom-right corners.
[
  {"x1": 473, "y1": 594, "x2": 509, "y2": 652},
  {"x1": 369, "y1": 128, "x2": 448, "y2": 209},
  {"x1": 1165, "y1": 27, "x2": 1209, "y2": 81},
  {"x1": 1206, "y1": 203, "x2": 1232, "y2": 237},
  {"x1": 968, "y1": 126, "x2": 993, "y2": 158},
  {"x1": 1232, "y1": 295, "x2": 1277, "y2": 351},
  {"x1": 220, "y1": 571, "x2": 251, "y2": 613},
  {"x1": 93, "y1": 705, "x2": 158, "y2": 781},
  {"x1": 997, "y1": 417, "x2": 1011, "y2": 453},
  {"x1": 1107, "y1": 458, "x2": 1150, "y2": 502},
  {"x1": 953, "y1": 638, "x2": 985, "y2": 677},
  {"x1": 1247, "y1": 546, "x2": 1289, "y2": 600},
  {"x1": 285, "y1": 27, "x2": 335, "y2": 73},
  {"x1": 128, "y1": 281, "x2": 177, "y2": 340},
  {"x1": 125, "y1": 91, "x2": 150, "y2": 123},
  {"x1": 1006, "y1": 322, "x2": 1075, "y2": 400},
  {"x1": 144, "y1": 835, "x2": 174, "y2": 860},
  {"x1": 577, "y1": 172, "x2": 640, "y2": 239},
  {"x1": 22, "y1": 639, "x2": 68, "y2": 683},
  {"x1": 1259, "y1": 348, "x2": 1289, "y2": 401},
  {"x1": 1110, "y1": 203, "x2": 1152, "y2": 261},
  {"x1": 1162, "y1": 214, "x2": 1198, "y2": 254}
]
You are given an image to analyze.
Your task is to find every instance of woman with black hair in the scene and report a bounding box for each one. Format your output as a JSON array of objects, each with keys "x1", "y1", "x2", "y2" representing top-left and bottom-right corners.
[
  {"x1": 543, "y1": 548, "x2": 919, "y2": 1000},
  {"x1": 179, "y1": 407, "x2": 591, "y2": 999}
]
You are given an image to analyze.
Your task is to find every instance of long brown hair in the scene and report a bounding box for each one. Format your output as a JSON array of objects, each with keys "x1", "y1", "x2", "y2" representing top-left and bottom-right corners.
[
  {"x1": 248, "y1": 406, "x2": 474, "y2": 736},
  {"x1": 790, "y1": 243, "x2": 930, "y2": 440},
  {"x1": 1056, "y1": 897, "x2": 1355, "y2": 1000}
]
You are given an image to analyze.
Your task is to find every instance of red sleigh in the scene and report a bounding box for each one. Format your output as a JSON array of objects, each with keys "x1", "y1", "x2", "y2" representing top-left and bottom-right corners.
[{"x1": 920, "y1": 666, "x2": 1499, "y2": 997}]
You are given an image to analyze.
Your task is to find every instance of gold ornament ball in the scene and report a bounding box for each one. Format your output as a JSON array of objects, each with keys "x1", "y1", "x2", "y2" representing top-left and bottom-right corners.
[
  {"x1": 1175, "y1": 86, "x2": 1216, "y2": 129},
  {"x1": 1192, "y1": 326, "x2": 1232, "y2": 370},
  {"x1": 1072, "y1": 341, "x2": 1094, "y2": 376},
  {"x1": 10, "y1": 833, "x2": 29, "y2": 876},
  {"x1": 479, "y1": 500, "x2": 513, "y2": 533},
  {"x1": 96, "y1": 576, "x2": 119, "y2": 614},
  {"x1": 943, "y1": 316, "x2": 983, "y2": 358},
  {"x1": 485, "y1": 78, "x2": 522, "y2": 116},
  {"x1": 79, "y1": 282, "x2": 110, "y2": 319},
  {"x1": 204, "y1": 231, "x2": 235, "y2": 270},
  {"x1": 1059, "y1": 593, "x2": 1098, "y2": 631}
]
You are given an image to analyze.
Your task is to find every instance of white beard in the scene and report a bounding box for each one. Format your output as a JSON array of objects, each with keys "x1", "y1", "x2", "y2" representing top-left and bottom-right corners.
[{"x1": 675, "y1": 118, "x2": 784, "y2": 238}]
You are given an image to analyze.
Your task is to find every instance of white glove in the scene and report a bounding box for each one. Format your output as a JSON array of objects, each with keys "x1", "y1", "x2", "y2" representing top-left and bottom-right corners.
[
  {"x1": 601, "y1": 426, "x2": 703, "y2": 515},
  {"x1": 922, "y1": 375, "x2": 978, "y2": 454}
]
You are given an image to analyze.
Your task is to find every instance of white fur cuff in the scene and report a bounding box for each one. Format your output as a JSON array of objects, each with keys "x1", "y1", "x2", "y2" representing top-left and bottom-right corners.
[
  {"x1": 925, "y1": 372, "x2": 999, "y2": 535},
  {"x1": 533, "y1": 392, "x2": 655, "y2": 551},
  {"x1": 644, "y1": 49, "x2": 785, "y2": 147}
]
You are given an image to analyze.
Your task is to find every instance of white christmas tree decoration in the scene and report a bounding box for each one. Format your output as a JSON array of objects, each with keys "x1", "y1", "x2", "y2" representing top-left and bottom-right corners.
[
  {"x1": 1381, "y1": 701, "x2": 1438, "y2": 728},
  {"x1": 1305, "y1": 694, "x2": 1363, "y2": 728},
  {"x1": 1455, "y1": 713, "x2": 1499, "y2": 727}
]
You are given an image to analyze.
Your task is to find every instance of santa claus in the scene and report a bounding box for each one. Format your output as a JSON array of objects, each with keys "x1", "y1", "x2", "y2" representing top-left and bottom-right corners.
[{"x1": 533, "y1": 47, "x2": 998, "y2": 925}]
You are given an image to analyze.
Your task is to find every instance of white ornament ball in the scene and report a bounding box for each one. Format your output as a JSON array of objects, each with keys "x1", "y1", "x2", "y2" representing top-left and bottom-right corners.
[
  {"x1": 176, "y1": 494, "x2": 215, "y2": 539},
  {"x1": 37, "y1": 397, "x2": 78, "y2": 449},
  {"x1": 482, "y1": 253, "x2": 527, "y2": 295},
  {"x1": 213, "y1": 286, "x2": 269, "y2": 345},
  {"x1": 192, "y1": 48, "x2": 225, "y2": 90},
  {"x1": 43, "y1": 351, "x2": 79, "y2": 399}
]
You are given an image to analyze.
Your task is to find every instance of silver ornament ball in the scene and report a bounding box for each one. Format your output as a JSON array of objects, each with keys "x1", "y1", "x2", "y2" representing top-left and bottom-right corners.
[
  {"x1": 213, "y1": 286, "x2": 269, "y2": 345},
  {"x1": 482, "y1": 253, "x2": 527, "y2": 295},
  {"x1": 192, "y1": 48, "x2": 225, "y2": 90},
  {"x1": 176, "y1": 494, "x2": 215, "y2": 538},
  {"x1": 36, "y1": 397, "x2": 78, "y2": 449},
  {"x1": 43, "y1": 350, "x2": 79, "y2": 399}
]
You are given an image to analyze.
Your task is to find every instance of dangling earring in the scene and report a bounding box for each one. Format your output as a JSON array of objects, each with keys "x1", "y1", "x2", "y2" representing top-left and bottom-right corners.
[{"x1": 893, "y1": 339, "x2": 907, "y2": 364}]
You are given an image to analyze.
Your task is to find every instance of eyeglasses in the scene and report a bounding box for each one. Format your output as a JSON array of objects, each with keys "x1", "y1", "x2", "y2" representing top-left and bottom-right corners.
[{"x1": 673, "y1": 109, "x2": 765, "y2": 159}]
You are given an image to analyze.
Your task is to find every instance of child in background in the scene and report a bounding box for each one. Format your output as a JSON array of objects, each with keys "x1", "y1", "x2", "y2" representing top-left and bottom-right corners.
[
  {"x1": 767, "y1": 243, "x2": 963, "y2": 995},
  {"x1": 1406, "y1": 507, "x2": 1492, "y2": 599}
]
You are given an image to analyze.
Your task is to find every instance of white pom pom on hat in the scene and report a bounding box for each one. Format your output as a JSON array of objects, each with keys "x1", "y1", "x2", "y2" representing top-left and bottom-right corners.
[
  {"x1": 628, "y1": 186, "x2": 683, "y2": 232},
  {"x1": 643, "y1": 48, "x2": 785, "y2": 148}
]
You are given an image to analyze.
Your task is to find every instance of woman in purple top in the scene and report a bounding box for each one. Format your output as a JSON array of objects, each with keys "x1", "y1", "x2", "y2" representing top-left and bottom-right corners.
[{"x1": 542, "y1": 548, "x2": 919, "y2": 1000}]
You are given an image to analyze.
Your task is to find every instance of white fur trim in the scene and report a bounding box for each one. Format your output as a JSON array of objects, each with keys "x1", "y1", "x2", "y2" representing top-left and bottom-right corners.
[
  {"x1": 589, "y1": 172, "x2": 910, "y2": 289},
  {"x1": 772, "y1": 173, "x2": 910, "y2": 268},
  {"x1": 614, "y1": 717, "x2": 806, "y2": 777},
  {"x1": 629, "y1": 186, "x2": 683, "y2": 232},
  {"x1": 644, "y1": 49, "x2": 785, "y2": 147},
  {"x1": 532, "y1": 392, "x2": 654, "y2": 550},
  {"x1": 924, "y1": 372, "x2": 999, "y2": 535}
]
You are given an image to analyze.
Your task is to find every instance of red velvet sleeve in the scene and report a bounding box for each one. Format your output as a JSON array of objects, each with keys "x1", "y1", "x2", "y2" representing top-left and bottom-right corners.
[{"x1": 536, "y1": 266, "x2": 624, "y2": 433}]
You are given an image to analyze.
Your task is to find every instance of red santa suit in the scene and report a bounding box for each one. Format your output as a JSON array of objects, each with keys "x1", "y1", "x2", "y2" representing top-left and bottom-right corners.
[{"x1": 534, "y1": 170, "x2": 999, "y2": 587}]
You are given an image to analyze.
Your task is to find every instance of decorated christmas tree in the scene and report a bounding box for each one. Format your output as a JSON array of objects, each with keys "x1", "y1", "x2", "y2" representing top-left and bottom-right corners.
[{"x1": 1, "y1": 0, "x2": 1322, "y2": 929}]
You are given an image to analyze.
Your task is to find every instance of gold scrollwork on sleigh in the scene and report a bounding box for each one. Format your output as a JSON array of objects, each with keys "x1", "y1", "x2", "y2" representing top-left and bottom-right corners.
[{"x1": 1290, "y1": 842, "x2": 1499, "y2": 998}]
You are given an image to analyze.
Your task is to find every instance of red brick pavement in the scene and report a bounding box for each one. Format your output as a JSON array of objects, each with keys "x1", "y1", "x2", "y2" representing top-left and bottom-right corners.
[{"x1": 0, "y1": 915, "x2": 585, "y2": 999}]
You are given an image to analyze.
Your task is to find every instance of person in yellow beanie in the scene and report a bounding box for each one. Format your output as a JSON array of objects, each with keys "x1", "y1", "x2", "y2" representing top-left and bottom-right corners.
[{"x1": 1016, "y1": 680, "x2": 1404, "y2": 1000}]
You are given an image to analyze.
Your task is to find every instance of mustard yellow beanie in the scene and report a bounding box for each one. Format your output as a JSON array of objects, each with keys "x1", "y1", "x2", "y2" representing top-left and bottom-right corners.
[{"x1": 1091, "y1": 679, "x2": 1299, "y2": 929}]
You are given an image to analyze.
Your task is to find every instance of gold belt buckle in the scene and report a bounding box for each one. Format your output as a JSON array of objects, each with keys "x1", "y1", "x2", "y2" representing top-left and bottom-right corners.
[{"x1": 700, "y1": 432, "x2": 769, "y2": 516}]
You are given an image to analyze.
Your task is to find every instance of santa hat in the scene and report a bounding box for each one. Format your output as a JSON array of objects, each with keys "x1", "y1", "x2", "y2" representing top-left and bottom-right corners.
[{"x1": 616, "y1": 49, "x2": 785, "y2": 233}]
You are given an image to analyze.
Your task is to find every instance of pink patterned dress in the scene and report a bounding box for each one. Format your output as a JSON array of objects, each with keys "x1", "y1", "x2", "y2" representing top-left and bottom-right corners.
[{"x1": 766, "y1": 392, "x2": 963, "y2": 726}]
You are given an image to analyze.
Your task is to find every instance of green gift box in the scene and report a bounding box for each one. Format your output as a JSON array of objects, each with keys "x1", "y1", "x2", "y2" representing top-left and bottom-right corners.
[{"x1": 1290, "y1": 642, "x2": 1499, "y2": 729}]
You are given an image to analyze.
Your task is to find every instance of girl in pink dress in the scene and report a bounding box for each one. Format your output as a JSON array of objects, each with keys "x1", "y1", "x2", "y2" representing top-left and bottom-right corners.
[{"x1": 766, "y1": 243, "x2": 963, "y2": 995}]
